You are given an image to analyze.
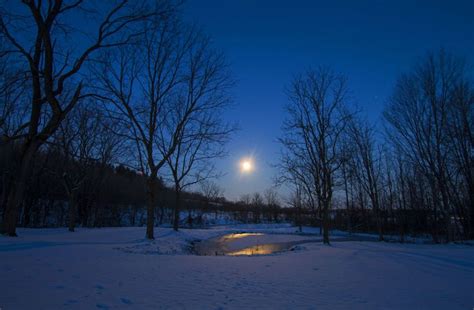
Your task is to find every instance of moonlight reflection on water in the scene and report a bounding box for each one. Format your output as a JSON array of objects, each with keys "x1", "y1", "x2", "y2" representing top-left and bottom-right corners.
[
  {"x1": 193, "y1": 232, "x2": 321, "y2": 256},
  {"x1": 193, "y1": 233, "x2": 379, "y2": 256}
]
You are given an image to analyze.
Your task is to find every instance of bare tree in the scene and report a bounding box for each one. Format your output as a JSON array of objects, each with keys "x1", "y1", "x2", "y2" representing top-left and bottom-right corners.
[
  {"x1": 52, "y1": 102, "x2": 121, "y2": 231},
  {"x1": 348, "y1": 117, "x2": 384, "y2": 240},
  {"x1": 0, "y1": 52, "x2": 29, "y2": 220},
  {"x1": 0, "y1": 0, "x2": 159, "y2": 236},
  {"x1": 161, "y1": 30, "x2": 234, "y2": 231},
  {"x1": 275, "y1": 145, "x2": 319, "y2": 228},
  {"x1": 240, "y1": 194, "x2": 252, "y2": 206},
  {"x1": 0, "y1": 53, "x2": 28, "y2": 141},
  {"x1": 448, "y1": 78, "x2": 474, "y2": 238},
  {"x1": 340, "y1": 137, "x2": 356, "y2": 233},
  {"x1": 384, "y1": 50, "x2": 473, "y2": 242},
  {"x1": 96, "y1": 9, "x2": 232, "y2": 238},
  {"x1": 251, "y1": 192, "x2": 264, "y2": 223},
  {"x1": 55, "y1": 105, "x2": 97, "y2": 232},
  {"x1": 166, "y1": 135, "x2": 225, "y2": 231},
  {"x1": 201, "y1": 181, "x2": 224, "y2": 220},
  {"x1": 287, "y1": 185, "x2": 304, "y2": 232},
  {"x1": 280, "y1": 67, "x2": 352, "y2": 244},
  {"x1": 201, "y1": 181, "x2": 224, "y2": 205},
  {"x1": 263, "y1": 188, "x2": 278, "y2": 206},
  {"x1": 263, "y1": 188, "x2": 280, "y2": 221}
]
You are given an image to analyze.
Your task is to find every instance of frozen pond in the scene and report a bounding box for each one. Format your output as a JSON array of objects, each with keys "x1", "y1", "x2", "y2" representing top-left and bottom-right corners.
[{"x1": 192, "y1": 232, "x2": 377, "y2": 256}]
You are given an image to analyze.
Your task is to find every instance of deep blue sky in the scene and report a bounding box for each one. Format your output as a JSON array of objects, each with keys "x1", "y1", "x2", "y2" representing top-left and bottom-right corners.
[{"x1": 183, "y1": 0, "x2": 474, "y2": 200}]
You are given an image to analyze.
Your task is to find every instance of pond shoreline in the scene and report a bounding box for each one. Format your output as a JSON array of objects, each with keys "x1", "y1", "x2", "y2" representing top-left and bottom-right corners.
[{"x1": 191, "y1": 232, "x2": 380, "y2": 256}]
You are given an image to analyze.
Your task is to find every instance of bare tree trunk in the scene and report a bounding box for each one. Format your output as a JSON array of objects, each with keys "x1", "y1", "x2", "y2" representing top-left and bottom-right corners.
[
  {"x1": 398, "y1": 164, "x2": 407, "y2": 243},
  {"x1": 2, "y1": 143, "x2": 38, "y2": 236},
  {"x1": 68, "y1": 193, "x2": 77, "y2": 232},
  {"x1": 322, "y1": 199, "x2": 330, "y2": 245},
  {"x1": 146, "y1": 177, "x2": 156, "y2": 239},
  {"x1": 297, "y1": 204, "x2": 302, "y2": 233},
  {"x1": 342, "y1": 161, "x2": 352, "y2": 233},
  {"x1": 173, "y1": 189, "x2": 181, "y2": 231},
  {"x1": 0, "y1": 173, "x2": 12, "y2": 222},
  {"x1": 318, "y1": 203, "x2": 323, "y2": 235},
  {"x1": 428, "y1": 181, "x2": 440, "y2": 243},
  {"x1": 373, "y1": 195, "x2": 384, "y2": 241}
]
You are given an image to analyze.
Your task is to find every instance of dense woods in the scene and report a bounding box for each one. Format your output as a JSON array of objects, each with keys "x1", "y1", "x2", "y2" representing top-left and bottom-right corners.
[
  {"x1": 0, "y1": 1, "x2": 472, "y2": 244},
  {"x1": 0, "y1": 144, "x2": 292, "y2": 229}
]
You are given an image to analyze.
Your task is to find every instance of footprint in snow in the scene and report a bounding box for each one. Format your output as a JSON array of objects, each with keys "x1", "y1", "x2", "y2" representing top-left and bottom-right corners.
[
  {"x1": 95, "y1": 285, "x2": 105, "y2": 290},
  {"x1": 96, "y1": 303, "x2": 109, "y2": 309},
  {"x1": 120, "y1": 298, "x2": 133, "y2": 305}
]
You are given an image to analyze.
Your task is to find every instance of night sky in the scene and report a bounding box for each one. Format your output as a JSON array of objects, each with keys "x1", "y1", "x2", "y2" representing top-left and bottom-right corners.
[{"x1": 183, "y1": 0, "x2": 474, "y2": 200}]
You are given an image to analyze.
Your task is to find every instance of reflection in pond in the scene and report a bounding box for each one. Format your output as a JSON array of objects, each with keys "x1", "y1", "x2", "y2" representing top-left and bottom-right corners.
[
  {"x1": 221, "y1": 233, "x2": 263, "y2": 240},
  {"x1": 193, "y1": 233, "x2": 322, "y2": 256},
  {"x1": 193, "y1": 233, "x2": 377, "y2": 256},
  {"x1": 227, "y1": 243, "x2": 293, "y2": 256}
]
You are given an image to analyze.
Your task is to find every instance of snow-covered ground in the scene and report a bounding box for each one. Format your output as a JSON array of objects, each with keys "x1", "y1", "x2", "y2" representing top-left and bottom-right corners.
[{"x1": 1, "y1": 224, "x2": 473, "y2": 309}]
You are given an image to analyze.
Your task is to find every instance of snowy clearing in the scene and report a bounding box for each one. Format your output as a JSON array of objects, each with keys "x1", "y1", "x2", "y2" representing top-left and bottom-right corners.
[{"x1": 1, "y1": 224, "x2": 473, "y2": 309}]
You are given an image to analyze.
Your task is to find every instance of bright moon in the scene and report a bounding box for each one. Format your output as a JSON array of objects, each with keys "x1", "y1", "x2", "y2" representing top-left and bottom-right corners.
[{"x1": 240, "y1": 158, "x2": 254, "y2": 173}]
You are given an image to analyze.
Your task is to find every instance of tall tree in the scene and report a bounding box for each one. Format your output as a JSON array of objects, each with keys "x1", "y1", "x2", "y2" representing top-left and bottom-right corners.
[
  {"x1": 280, "y1": 67, "x2": 352, "y2": 244},
  {"x1": 348, "y1": 117, "x2": 384, "y2": 240},
  {"x1": 96, "y1": 10, "x2": 233, "y2": 238},
  {"x1": 164, "y1": 42, "x2": 234, "y2": 230}
]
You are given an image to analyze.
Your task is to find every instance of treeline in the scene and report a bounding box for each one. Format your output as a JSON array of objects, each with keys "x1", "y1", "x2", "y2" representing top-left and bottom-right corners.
[
  {"x1": 1, "y1": 141, "x2": 146, "y2": 228},
  {"x1": 0, "y1": 142, "x2": 291, "y2": 228},
  {"x1": 277, "y1": 51, "x2": 473, "y2": 243}
]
